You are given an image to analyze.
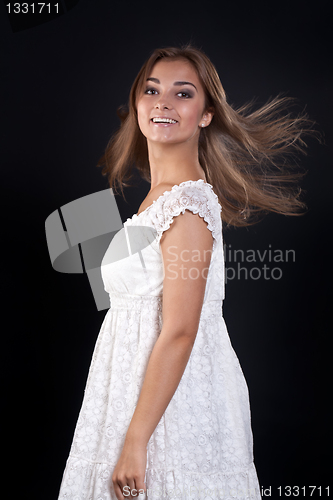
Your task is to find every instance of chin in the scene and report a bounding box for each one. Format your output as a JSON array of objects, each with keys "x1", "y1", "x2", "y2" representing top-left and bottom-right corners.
[{"x1": 152, "y1": 137, "x2": 184, "y2": 145}]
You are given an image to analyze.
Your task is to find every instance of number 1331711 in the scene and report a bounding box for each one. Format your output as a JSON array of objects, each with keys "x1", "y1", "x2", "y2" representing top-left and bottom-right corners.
[
  {"x1": 262, "y1": 486, "x2": 330, "y2": 497},
  {"x1": 6, "y1": 3, "x2": 59, "y2": 14}
]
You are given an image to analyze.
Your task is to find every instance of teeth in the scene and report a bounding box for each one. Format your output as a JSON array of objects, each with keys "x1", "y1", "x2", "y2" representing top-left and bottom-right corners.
[{"x1": 152, "y1": 118, "x2": 177, "y2": 124}]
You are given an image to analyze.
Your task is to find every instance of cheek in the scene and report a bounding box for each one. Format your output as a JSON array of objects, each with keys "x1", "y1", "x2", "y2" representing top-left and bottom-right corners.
[
  {"x1": 137, "y1": 102, "x2": 148, "y2": 130},
  {"x1": 180, "y1": 102, "x2": 203, "y2": 127}
]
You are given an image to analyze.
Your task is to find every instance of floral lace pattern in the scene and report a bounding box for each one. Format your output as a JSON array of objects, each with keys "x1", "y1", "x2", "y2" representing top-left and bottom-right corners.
[{"x1": 57, "y1": 180, "x2": 262, "y2": 499}]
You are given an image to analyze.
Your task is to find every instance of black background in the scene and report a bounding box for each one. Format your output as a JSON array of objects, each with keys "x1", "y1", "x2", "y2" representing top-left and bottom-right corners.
[{"x1": 1, "y1": 0, "x2": 332, "y2": 498}]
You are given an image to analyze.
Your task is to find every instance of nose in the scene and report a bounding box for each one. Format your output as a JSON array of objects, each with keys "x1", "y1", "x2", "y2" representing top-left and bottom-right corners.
[{"x1": 155, "y1": 97, "x2": 172, "y2": 110}]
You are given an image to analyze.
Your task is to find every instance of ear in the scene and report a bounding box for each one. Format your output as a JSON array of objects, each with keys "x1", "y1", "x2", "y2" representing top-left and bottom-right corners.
[{"x1": 199, "y1": 107, "x2": 214, "y2": 128}]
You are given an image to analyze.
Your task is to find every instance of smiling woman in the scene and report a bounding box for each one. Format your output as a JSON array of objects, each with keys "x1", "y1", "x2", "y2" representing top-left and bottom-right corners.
[
  {"x1": 99, "y1": 45, "x2": 318, "y2": 227},
  {"x1": 57, "y1": 44, "x2": 319, "y2": 500},
  {"x1": 135, "y1": 58, "x2": 214, "y2": 176}
]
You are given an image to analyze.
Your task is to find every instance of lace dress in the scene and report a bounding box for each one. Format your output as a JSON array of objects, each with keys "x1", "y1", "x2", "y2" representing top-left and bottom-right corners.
[{"x1": 57, "y1": 179, "x2": 262, "y2": 500}]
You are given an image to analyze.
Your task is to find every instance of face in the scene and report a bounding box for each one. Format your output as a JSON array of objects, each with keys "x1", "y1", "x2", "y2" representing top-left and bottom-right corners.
[{"x1": 136, "y1": 59, "x2": 213, "y2": 145}]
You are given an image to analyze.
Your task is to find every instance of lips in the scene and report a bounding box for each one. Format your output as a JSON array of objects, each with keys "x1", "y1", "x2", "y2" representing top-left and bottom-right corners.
[{"x1": 151, "y1": 117, "x2": 178, "y2": 124}]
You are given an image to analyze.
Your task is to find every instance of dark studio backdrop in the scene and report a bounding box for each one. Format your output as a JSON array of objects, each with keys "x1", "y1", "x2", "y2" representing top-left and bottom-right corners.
[{"x1": 1, "y1": 0, "x2": 331, "y2": 498}]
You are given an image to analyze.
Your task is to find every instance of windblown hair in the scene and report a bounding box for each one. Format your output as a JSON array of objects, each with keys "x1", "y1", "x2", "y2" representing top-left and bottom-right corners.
[{"x1": 97, "y1": 44, "x2": 320, "y2": 227}]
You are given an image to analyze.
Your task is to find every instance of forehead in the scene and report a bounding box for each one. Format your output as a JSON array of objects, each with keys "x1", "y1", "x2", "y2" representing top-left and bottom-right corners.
[{"x1": 148, "y1": 58, "x2": 200, "y2": 84}]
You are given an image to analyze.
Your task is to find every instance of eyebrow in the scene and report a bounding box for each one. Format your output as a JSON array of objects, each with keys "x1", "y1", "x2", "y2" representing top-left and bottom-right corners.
[{"x1": 146, "y1": 77, "x2": 198, "y2": 92}]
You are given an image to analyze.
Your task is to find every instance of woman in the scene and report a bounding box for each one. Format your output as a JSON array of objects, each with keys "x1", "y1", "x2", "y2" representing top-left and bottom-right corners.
[{"x1": 57, "y1": 45, "x2": 317, "y2": 500}]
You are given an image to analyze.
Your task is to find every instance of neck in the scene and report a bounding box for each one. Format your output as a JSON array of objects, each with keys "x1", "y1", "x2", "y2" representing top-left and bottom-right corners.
[{"x1": 146, "y1": 139, "x2": 206, "y2": 190}]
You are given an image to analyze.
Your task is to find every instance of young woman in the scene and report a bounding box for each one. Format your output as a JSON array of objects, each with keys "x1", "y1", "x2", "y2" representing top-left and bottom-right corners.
[{"x1": 57, "y1": 45, "x2": 317, "y2": 500}]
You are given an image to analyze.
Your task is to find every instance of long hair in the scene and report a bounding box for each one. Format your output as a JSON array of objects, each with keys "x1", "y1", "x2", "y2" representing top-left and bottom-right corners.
[{"x1": 97, "y1": 44, "x2": 321, "y2": 228}]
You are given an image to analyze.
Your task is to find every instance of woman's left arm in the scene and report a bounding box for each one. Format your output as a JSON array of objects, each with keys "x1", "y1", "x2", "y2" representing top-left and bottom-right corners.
[{"x1": 112, "y1": 210, "x2": 213, "y2": 499}]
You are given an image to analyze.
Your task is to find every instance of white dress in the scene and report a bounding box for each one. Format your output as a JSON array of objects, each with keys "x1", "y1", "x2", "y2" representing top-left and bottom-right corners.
[{"x1": 57, "y1": 179, "x2": 262, "y2": 500}]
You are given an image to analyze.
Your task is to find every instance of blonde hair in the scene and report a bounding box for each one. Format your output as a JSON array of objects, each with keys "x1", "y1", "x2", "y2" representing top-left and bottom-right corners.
[{"x1": 97, "y1": 44, "x2": 321, "y2": 227}]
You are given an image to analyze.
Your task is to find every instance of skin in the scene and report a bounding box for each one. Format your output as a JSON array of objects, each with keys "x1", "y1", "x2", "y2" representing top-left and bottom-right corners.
[{"x1": 112, "y1": 58, "x2": 215, "y2": 500}]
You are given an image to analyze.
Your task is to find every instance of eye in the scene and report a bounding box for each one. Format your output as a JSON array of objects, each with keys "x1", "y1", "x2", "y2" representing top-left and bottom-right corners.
[
  {"x1": 144, "y1": 87, "x2": 158, "y2": 95},
  {"x1": 177, "y1": 91, "x2": 192, "y2": 99}
]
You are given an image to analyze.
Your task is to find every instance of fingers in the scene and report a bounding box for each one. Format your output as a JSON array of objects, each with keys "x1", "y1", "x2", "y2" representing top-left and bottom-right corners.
[
  {"x1": 134, "y1": 477, "x2": 147, "y2": 498},
  {"x1": 112, "y1": 473, "x2": 129, "y2": 500},
  {"x1": 112, "y1": 479, "x2": 123, "y2": 500},
  {"x1": 127, "y1": 477, "x2": 137, "y2": 499},
  {"x1": 112, "y1": 475, "x2": 146, "y2": 499}
]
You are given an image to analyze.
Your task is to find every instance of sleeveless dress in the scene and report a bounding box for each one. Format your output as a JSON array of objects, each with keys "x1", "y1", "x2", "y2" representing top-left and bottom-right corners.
[{"x1": 57, "y1": 179, "x2": 262, "y2": 500}]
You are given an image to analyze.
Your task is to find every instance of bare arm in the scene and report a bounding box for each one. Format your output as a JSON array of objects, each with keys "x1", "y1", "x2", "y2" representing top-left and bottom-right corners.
[{"x1": 112, "y1": 209, "x2": 213, "y2": 499}]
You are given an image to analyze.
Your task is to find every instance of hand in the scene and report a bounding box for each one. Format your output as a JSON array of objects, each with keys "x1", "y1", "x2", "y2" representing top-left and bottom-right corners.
[{"x1": 111, "y1": 437, "x2": 147, "y2": 500}]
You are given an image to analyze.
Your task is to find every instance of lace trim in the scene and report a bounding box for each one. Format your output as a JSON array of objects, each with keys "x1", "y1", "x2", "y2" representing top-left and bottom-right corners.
[
  {"x1": 149, "y1": 180, "x2": 222, "y2": 245},
  {"x1": 126, "y1": 179, "x2": 222, "y2": 230}
]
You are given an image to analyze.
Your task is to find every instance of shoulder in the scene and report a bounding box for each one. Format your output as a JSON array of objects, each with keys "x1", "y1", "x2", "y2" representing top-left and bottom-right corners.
[
  {"x1": 138, "y1": 182, "x2": 175, "y2": 214},
  {"x1": 150, "y1": 182, "x2": 175, "y2": 200},
  {"x1": 152, "y1": 180, "x2": 222, "y2": 244},
  {"x1": 162, "y1": 180, "x2": 220, "y2": 216}
]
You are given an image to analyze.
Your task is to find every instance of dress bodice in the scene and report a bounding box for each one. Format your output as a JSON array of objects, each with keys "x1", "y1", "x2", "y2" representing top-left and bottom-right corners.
[{"x1": 101, "y1": 180, "x2": 225, "y2": 303}]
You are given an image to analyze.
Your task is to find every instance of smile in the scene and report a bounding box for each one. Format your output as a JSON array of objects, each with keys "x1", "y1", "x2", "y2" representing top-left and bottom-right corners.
[{"x1": 151, "y1": 117, "x2": 178, "y2": 124}]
